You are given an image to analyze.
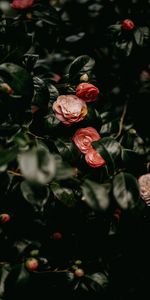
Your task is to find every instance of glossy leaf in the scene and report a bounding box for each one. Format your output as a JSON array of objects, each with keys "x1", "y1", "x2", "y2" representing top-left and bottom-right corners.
[
  {"x1": 0, "y1": 146, "x2": 18, "y2": 167},
  {"x1": 20, "y1": 180, "x2": 50, "y2": 211},
  {"x1": 92, "y1": 137, "x2": 122, "y2": 175},
  {"x1": 68, "y1": 55, "x2": 95, "y2": 81},
  {"x1": 0, "y1": 264, "x2": 11, "y2": 298},
  {"x1": 18, "y1": 142, "x2": 56, "y2": 185},
  {"x1": 113, "y1": 172, "x2": 140, "y2": 210},
  {"x1": 82, "y1": 179, "x2": 111, "y2": 211},
  {"x1": 50, "y1": 181, "x2": 77, "y2": 208}
]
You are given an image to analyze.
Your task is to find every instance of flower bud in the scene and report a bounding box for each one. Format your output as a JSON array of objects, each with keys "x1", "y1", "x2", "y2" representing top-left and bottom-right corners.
[{"x1": 122, "y1": 19, "x2": 135, "y2": 31}]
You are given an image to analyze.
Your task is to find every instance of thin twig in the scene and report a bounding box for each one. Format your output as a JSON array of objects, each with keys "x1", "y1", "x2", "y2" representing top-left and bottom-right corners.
[
  {"x1": 114, "y1": 101, "x2": 128, "y2": 139},
  {"x1": 35, "y1": 268, "x2": 69, "y2": 274},
  {"x1": 7, "y1": 170, "x2": 22, "y2": 177},
  {"x1": 27, "y1": 131, "x2": 45, "y2": 140}
]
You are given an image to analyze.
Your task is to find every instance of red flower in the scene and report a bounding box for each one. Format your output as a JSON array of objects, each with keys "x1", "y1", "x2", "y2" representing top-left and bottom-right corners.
[
  {"x1": 25, "y1": 258, "x2": 39, "y2": 271},
  {"x1": 85, "y1": 148, "x2": 106, "y2": 168},
  {"x1": 0, "y1": 213, "x2": 11, "y2": 224},
  {"x1": 72, "y1": 127, "x2": 101, "y2": 154},
  {"x1": 0, "y1": 83, "x2": 13, "y2": 94},
  {"x1": 76, "y1": 83, "x2": 99, "y2": 102},
  {"x1": 138, "y1": 174, "x2": 150, "y2": 206},
  {"x1": 52, "y1": 95, "x2": 87, "y2": 125},
  {"x1": 11, "y1": 0, "x2": 34, "y2": 10},
  {"x1": 52, "y1": 232, "x2": 63, "y2": 241},
  {"x1": 122, "y1": 19, "x2": 135, "y2": 31},
  {"x1": 74, "y1": 268, "x2": 85, "y2": 278}
]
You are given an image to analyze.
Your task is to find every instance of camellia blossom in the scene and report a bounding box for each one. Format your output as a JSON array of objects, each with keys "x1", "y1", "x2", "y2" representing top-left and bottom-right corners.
[
  {"x1": 52, "y1": 95, "x2": 87, "y2": 125},
  {"x1": 138, "y1": 173, "x2": 150, "y2": 206},
  {"x1": 122, "y1": 19, "x2": 135, "y2": 31},
  {"x1": 72, "y1": 127, "x2": 101, "y2": 154},
  {"x1": 85, "y1": 148, "x2": 106, "y2": 168},
  {"x1": 76, "y1": 83, "x2": 99, "y2": 102},
  {"x1": 11, "y1": 0, "x2": 34, "y2": 10}
]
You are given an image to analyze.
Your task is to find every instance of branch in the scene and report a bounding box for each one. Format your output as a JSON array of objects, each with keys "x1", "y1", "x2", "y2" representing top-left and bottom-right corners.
[
  {"x1": 114, "y1": 101, "x2": 128, "y2": 139},
  {"x1": 7, "y1": 170, "x2": 22, "y2": 177}
]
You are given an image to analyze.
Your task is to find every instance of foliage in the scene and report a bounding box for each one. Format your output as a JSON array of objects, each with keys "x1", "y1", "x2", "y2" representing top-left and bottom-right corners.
[{"x1": 0, "y1": 1, "x2": 150, "y2": 300}]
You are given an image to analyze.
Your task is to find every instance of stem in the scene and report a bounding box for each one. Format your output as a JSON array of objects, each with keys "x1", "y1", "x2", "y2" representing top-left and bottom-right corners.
[
  {"x1": 114, "y1": 101, "x2": 128, "y2": 139},
  {"x1": 7, "y1": 170, "x2": 22, "y2": 177},
  {"x1": 27, "y1": 131, "x2": 45, "y2": 140}
]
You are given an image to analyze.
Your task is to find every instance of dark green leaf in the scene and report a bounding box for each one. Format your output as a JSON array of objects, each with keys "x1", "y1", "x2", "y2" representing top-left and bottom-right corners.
[
  {"x1": 65, "y1": 32, "x2": 85, "y2": 43},
  {"x1": 0, "y1": 63, "x2": 34, "y2": 105},
  {"x1": 121, "y1": 149, "x2": 145, "y2": 175},
  {"x1": 68, "y1": 55, "x2": 95, "y2": 81},
  {"x1": 0, "y1": 264, "x2": 11, "y2": 298},
  {"x1": 50, "y1": 182, "x2": 77, "y2": 208},
  {"x1": 47, "y1": 83, "x2": 59, "y2": 106},
  {"x1": 113, "y1": 172, "x2": 140, "y2": 210},
  {"x1": 0, "y1": 146, "x2": 18, "y2": 166},
  {"x1": 54, "y1": 154, "x2": 75, "y2": 180},
  {"x1": 134, "y1": 28, "x2": 144, "y2": 46},
  {"x1": 6, "y1": 264, "x2": 30, "y2": 289},
  {"x1": 100, "y1": 119, "x2": 119, "y2": 136},
  {"x1": 79, "y1": 272, "x2": 109, "y2": 294},
  {"x1": 0, "y1": 123, "x2": 21, "y2": 139},
  {"x1": 18, "y1": 143, "x2": 56, "y2": 184},
  {"x1": 92, "y1": 137, "x2": 122, "y2": 175},
  {"x1": 126, "y1": 41, "x2": 133, "y2": 56},
  {"x1": 44, "y1": 112, "x2": 60, "y2": 130},
  {"x1": 14, "y1": 132, "x2": 31, "y2": 150},
  {"x1": 32, "y1": 76, "x2": 50, "y2": 109},
  {"x1": 141, "y1": 26, "x2": 149, "y2": 42},
  {"x1": 82, "y1": 179, "x2": 111, "y2": 211},
  {"x1": 54, "y1": 138, "x2": 80, "y2": 163},
  {"x1": 109, "y1": 24, "x2": 122, "y2": 32},
  {"x1": 20, "y1": 181, "x2": 50, "y2": 212}
]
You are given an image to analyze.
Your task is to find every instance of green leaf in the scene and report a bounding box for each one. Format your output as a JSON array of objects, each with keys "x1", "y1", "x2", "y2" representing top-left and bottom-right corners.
[
  {"x1": 54, "y1": 154, "x2": 75, "y2": 180},
  {"x1": 18, "y1": 142, "x2": 56, "y2": 185},
  {"x1": 0, "y1": 146, "x2": 18, "y2": 167},
  {"x1": 126, "y1": 41, "x2": 133, "y2": 57},
  {"x1": 134, "y1": 28, "x2": 144, "y2": 46},
  {"x1": 14, "y1": 132, "x2": 31, "y2": 150},
  {"x1": 78, "y1": 272, "x2": 109, "y2": 294},
  {"x1": 109, "y1": 24, "x2": 122, "y2": 32},
  {"x1": 6, "y1": 263, "x2": 30, "y2": 290},
  {"x1": 122, "y1": 149, "x2": 145, "y2": 175},
  {"x1": 0, "y1": 63, "x2": 34, "y2": 104},
  {"x1": 82, "y1": 179, "x2": 111, "y2": 211},
  {"x1": 113, "y1": 172, "x2": 140, "y2": 210},
  {"x1": 0, "y1": 264, "x2": 11, "y2": 298},
  {"x1": 54, "y1": 138, "x2": 80, "y2": 163},
  {"x1": 50, "y1": 182, "x2": 77, "y2": 208},
  {"x1": 20, "y1": 181, "x2": 50, "y2": 212},
  {"x1": 100, "y1": 119, "x2": 119, "y2": 136},
  {"x1": 68, "y1": 55, "x2": 95, "y2": 82},
  {"x1": 92, "y1": 137, "x2": 122, "y2": 176}
]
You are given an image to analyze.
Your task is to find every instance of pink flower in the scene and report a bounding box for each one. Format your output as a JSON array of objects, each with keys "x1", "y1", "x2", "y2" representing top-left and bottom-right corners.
[
  {"x1": 85, "y1": 148, "x2": 106, "y2": 168},
  {"x1": 11, "y1": 0, "x2": 34, "y2": 10},
  {"x1": 138, "y1": 174, "x2": 150, "y2": 206},
  {"x1": 76, "y1": 83, "x2": 99, "y2": 102},
  {"x1": 72, "y1": 127, "x2": 101, "y2": 154},
  {"x1": 52, "y1": 95, "x2": 87, "y2": 125}
]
